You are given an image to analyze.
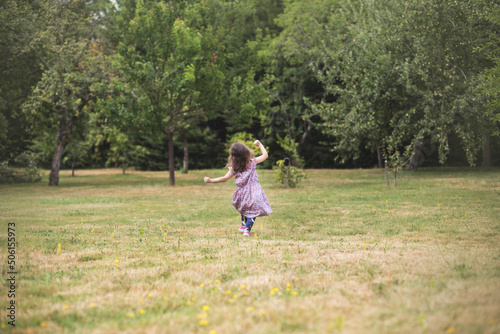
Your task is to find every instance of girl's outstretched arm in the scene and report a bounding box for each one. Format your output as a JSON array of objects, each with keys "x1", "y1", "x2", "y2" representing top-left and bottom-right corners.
[
  {"x1": 204, "y1": 170, "x2": 234, "y2": 183},
  {"x1": 254, "y1": 140, "x2": 268, "y2": 164}
]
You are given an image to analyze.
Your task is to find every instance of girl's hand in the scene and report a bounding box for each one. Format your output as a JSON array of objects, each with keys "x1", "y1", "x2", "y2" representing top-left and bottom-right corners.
[
  {"x1": 204, "y1": 177, "x2": 211, "y2": 183},
  {"x1": 253, "y1": 140, "x2": 262, "y2": 147}
]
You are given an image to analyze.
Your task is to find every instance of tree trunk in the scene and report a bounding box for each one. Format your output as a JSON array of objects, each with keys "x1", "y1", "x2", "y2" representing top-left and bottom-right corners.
[
  {"x1": 482, "y1": 135, "x2": 491, "y2": 167},
  {"x1": 122, "y1": 151, "x2": 128, "y2": 175},
  {"x1": 377, "y1": 146, "x2": 383, "y2": 168},
  {"x1": 408, "y1": 139, "x2": 421, "y2": 171},
  {"x1": 71, "y1": 157, "x2": 75, "y2": 177},
  {"x1": 183, "y1": 132, "x2": 189, "y2": 174},
  {"x1": 48, "y1": 98, "x2": 86, "y2": 185},
  {"x1": 49, "y1": 122, "x2": 69, "y2": 186},
  {"x1": 167, "y1": 131, "x2": 175, "y2": 186},
  {"x1": 385, "y1": 160, "x2": 390, "y2": 187}
]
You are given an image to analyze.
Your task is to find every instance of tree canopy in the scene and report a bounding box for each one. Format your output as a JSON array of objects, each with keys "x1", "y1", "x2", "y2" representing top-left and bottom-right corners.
[{"x1": 1, "y1": 0, "x2": 499, "y2": 185}]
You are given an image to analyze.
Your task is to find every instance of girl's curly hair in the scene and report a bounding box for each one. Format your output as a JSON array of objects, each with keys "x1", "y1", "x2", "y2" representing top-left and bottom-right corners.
[{"x1": 226, "y1": 142, "x2": 253, "y2": 173}]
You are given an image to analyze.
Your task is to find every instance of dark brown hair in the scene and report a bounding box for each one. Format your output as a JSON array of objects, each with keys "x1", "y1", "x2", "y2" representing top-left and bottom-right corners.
[{"x1": 226, "y1": 142, "x2": 253, "y2": 173}]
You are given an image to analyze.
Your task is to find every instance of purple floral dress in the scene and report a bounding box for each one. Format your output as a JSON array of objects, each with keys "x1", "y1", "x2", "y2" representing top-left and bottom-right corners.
[{"x1": 229, "y1": 158, "x2": 272, "y2": 218}]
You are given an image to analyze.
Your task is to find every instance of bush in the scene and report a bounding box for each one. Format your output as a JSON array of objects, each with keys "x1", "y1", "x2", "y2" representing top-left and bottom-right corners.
[
  {"x1": 273, "y1": 159, "x2": 306, "y2": 188},
  {"x1": 0, "y1": 152, "x2": 42, "y2": 184}
]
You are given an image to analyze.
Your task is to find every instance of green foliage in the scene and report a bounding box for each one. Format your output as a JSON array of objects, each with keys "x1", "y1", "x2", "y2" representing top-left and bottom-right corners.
[
  {"x1": 3, "y1": 0, "x2": 500, "y2": 174},
  {"x1": 273, "y1": 159, "x2": 306, "y2": 188},
  {"x1": 313, "y1": 0, "x2": 497, "y2": 167},
  {"x1": 105, "y1": 127, "x2": 147, "y2": 174},
  {"x1": 0, "y1": 113, "x2": 7, "y2": 156},
  {"x1": 477, "y1": 6, "x2": 500, "y2": 145},
  {"x1": 114, "y1": 0, "x2": 229, "y2": 183},
  {"x1": 256, "y1": 0, "x2": 328, "y2": 162},
  {"x1": 276, "y1": 134, "x2": 303, "y2": 168},
  {"x1": 115, "y1": 0, "x2": 208, "y2": 133},
  {"x1": 226, "y1": 132, "x2": 259, "y2": 154},
  {"x1": 0, "y1": 152, "x2": 42, "y2": 184},
  {"x1": 15, "y1": 0, "x2": 111, "y2": 185},
  {"x1": 0, "y1": 1, "x2": 44, "y2": 161},
  {"x1": 178, "y1": 127, "x2": 227, "y2": 169}
]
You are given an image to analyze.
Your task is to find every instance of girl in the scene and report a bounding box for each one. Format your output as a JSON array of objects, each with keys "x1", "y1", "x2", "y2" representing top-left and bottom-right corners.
[{"x1": 204, "y1": 140, "x2": 272, "y2": 237}]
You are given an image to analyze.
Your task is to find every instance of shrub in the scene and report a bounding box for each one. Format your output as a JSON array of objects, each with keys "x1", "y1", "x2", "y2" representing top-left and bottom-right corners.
[
  {"x1": 273, "y1": 159, "x2": 306, "y2": 188},
  {"x1": 0, "y1": 152, "x2": 42, "y2": 184}
]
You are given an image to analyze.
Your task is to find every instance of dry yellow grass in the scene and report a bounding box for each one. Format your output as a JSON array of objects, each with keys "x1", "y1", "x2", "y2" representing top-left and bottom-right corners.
[{"x1": 0, "y1": 167, "x2": 499, "y2": 333}]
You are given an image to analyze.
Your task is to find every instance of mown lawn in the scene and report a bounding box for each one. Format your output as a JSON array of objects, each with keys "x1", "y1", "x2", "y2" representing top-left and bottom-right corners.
[{"x1": 1, "y1": 167, "x2": 499, "y2": 334}]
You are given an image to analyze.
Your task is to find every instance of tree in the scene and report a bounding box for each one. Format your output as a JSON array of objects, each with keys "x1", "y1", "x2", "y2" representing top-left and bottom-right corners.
[
  {"x1": 260, "y1": 0, "x2": 338, "y2": 167},
  {"x1": 18, "y1": 0, "x2": 110, "y2": 185},
  {"x1": 115, "y1": 0, "x2": 226, "y2": 185},
  {"x1": 312, "y1": 0, "x2": 497, "y2": 169},
  {"x1": 0, "y1": 0, "x2": 44, "y2": 161},
  {"x1": 478, "y1": 5, "x2": 500, "y2": 167},
  {"x1": 105, "y1": 126, "x2": 146, "y2": 174}
]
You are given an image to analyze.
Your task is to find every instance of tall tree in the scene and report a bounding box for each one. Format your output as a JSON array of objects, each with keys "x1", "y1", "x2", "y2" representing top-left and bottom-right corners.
[
  {"x1": 115, "y1": 0, "x2": 227, "y2": 185},
  {"x1": 0, "y1": 0, "x2": 44, "y2": 161},
  {"x1": 478, "y1": 5, "x2": 500, "y2": 167},
  {"x1": 312, "y1": 0, "x2": 497, "y2": 168},
  {"x1": 17, "y1": 0, "x2": 110, "y2": 185},
  {"x1": 261, "y1": 0, "x2": 337, "y2": 166}
]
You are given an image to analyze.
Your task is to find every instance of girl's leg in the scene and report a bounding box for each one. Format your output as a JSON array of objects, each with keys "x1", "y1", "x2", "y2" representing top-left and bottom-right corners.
[
  {"x1": 239, "y1": 215, "x2": 246, "y2": 232},
  {"x1": 244, "y1": 217, "x2": 256, "y2": 232}
]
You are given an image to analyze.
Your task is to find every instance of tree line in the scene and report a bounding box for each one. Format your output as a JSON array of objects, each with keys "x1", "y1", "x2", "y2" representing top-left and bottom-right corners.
[{"x1": 1, "y1": 0, "x2": 499, "y2": 186}]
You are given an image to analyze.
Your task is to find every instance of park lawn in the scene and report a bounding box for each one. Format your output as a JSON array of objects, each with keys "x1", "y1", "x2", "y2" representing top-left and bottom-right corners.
[{"x1": 0, "y1": 167, "x2": 499, "y2": 334}]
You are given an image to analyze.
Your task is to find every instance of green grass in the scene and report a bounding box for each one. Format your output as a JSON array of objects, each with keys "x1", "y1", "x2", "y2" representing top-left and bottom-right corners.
[{"x1": 1, "y1": 167, "x2": 499, "y2": 333}]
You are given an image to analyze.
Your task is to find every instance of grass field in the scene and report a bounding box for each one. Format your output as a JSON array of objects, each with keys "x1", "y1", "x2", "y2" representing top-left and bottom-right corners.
[{"x1": 1, "y1": 167, "x2": 499, "y2": 334}]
